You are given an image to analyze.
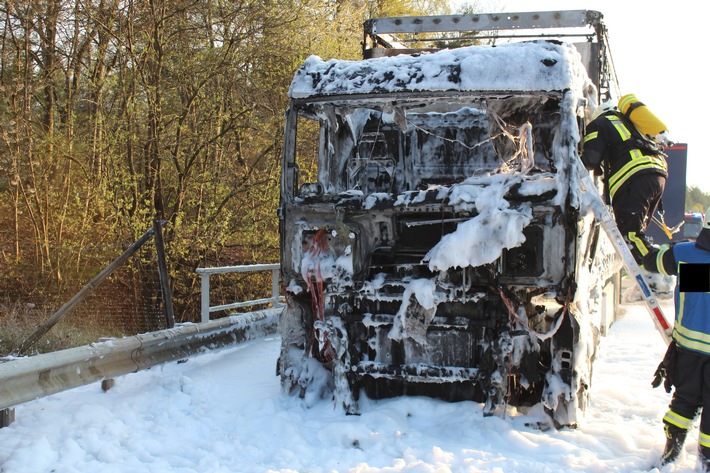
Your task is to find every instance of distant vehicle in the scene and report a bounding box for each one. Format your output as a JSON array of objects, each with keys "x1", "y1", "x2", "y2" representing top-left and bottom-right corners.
[
  {"x1": 645, "y1": 144, "x2": 688, "y2": 245},
  {"x1": 682, "y1": 212, "x2": 703, "y2": 241},
  {"x1": 278, "y1": 10, "x2": 623, "y2": 428}
]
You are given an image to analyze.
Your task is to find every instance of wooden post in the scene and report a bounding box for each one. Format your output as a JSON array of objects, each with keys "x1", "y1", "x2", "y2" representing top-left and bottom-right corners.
[
  {"x1": 154, "y1": 219, "x2": 175, "y2": 328},
  {"x1": 14, "y1": 227, "x2": 157, "y2": 356},
  {"x1": 101, "y1": 379, "x2": 116, "y2": 392},
  {"x1": 0, "y1": 408, "x2": 15, "y2": 428}
]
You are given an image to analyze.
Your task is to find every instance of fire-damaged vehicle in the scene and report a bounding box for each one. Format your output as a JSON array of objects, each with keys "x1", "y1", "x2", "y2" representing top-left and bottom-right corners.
[{"x1": 277, "y1": 10, "x2": 622, "y2": 427}]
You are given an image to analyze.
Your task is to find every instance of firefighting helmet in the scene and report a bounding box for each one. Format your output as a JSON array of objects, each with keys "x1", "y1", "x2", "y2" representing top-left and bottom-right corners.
[{"x1": 591, "y1": 100, "x2": 617, "y2": 120}]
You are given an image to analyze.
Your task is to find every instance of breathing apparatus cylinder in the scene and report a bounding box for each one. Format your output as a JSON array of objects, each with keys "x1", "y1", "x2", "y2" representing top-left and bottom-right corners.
[{"x1": 618, "y1": 94, "x2": 668, "y2": 139}]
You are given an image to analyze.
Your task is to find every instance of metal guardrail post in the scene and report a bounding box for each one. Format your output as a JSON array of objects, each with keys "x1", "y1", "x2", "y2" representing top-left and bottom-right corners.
[
  {"x1": 200, "y1": 273, "x2": 210, "y2": 323},
  {"x1": 195, "y1": 264, "x2": 283, "y2": 323},
  {"x1": 0, "y1": 408, "x2": 14, "y2": 428},
  {"x1": 272, "y1": 267, "x2": 280, "y2": 304}
]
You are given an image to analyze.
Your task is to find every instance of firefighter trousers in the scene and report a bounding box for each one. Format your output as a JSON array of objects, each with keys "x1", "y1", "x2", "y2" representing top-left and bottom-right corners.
[
  {"x1": 612, "y1": 173, "x2": 666, "y2": 263},
  {"x1": 663, "y1": 346, "x2": 710, "y2": 457}
]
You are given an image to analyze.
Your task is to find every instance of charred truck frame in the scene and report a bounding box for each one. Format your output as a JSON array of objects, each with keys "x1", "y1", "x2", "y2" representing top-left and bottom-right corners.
[{"x1": 278, "y1": 10, "x2": 622, "y2": 427}]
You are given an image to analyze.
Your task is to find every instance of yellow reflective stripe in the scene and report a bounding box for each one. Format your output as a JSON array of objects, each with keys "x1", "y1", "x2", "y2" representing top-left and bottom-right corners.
[
  {"x1": 583, "y1": 131, "x2": 598, "y2": 143},
  {"x1": 608, "y1": 154, "x2": 667, "y2": 198},
  {"x1": 610, "y1": 118, "x2": 632, "y2": 141},
  {"x1": 656, "y1": 247, "x2": 669, "y2": 275},
  {"x1": 673, "y1": 263, "x2": 710, "y2": 354},
  {"x1": 677, "y1": 290, "x2": 685, "y2": 326},
  {"x1": 627, "y1": 232, "x2": 650, "y2": 257},
  {"x1": 701, "y1": 432, "x2": 710, "y2": 449},
  {"x1": 673, "y1": 288, "x2": 710, "y2": 355},
  {"x1": 673, "y1": 323, "x2": 710, "y2": 355},
  {"x1": 664, "y1": 410, "x2": 694, "y2": 430},
  {"x1": 629, "y1": 149, "x2": 644, "y2": 160}
]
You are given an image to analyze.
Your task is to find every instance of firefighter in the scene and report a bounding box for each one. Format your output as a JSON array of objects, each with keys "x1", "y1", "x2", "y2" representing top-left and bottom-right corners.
[
  {"x1": 581, "y1": 98, "x2": 668, "y2": 264},
  {"x1": 643, "y1": 207, "x2": 710, "y2": 470}
]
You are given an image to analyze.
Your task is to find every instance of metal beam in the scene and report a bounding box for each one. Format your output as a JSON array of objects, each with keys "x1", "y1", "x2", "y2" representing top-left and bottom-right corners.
[
  {"x1": 0, "y1": 308, "x2": 280, "y2": 411},
  {"x1": 364, "y1": 11, "x2": 602, "y2": 36}
]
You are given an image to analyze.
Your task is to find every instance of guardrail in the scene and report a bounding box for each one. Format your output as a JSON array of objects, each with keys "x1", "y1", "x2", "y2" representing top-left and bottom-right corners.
[
  {"x1": 0, "y1": 308, "x2": 280, "y2": 413},
  {"x1": 195, "y1": 263, "x2": 283, "y2": 323},
  {"x1": 0, "y1": 263, "x2": 286, "y2": 427}
]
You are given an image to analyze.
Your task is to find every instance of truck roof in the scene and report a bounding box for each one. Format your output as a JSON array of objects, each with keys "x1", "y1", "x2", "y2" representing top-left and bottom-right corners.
[
  {"x1": 288, "y1": 40, "x2": 593, "y2": 100},
  {"x1": 289, "y1": 10, "x2": 617, "y2": 104}
]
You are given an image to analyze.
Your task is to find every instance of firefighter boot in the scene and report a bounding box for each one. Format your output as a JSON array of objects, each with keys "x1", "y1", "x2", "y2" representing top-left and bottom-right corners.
[
  {"x1": 659, "y1": 424, "x2": 688, "y2": 466},
  {"x1": 625, "y1": 231, "x2": 654, "y2": 266}
]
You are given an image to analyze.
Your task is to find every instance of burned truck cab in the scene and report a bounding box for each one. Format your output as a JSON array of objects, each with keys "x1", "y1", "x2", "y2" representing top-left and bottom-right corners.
[{"x1": 278, "y1": 11, "x2": 621, "y2": 427}]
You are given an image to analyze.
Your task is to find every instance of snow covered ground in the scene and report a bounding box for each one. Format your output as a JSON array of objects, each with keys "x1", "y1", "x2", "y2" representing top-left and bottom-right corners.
[{"x1": 0, "y1": 296, "x2": 699, "y2": 473}]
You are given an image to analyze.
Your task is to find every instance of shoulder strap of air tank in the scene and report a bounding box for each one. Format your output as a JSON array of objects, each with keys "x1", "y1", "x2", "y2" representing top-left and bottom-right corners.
[{"x1": 610, "y1": 110, "x2": 667, "y2": 158}]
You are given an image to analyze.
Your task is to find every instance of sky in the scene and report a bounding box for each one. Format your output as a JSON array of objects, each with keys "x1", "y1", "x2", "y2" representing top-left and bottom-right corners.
[
  {"x1": 454, "y1": 0, "x2": 709, "y2": 194},
  {"x1": 0, "y1": 295, "x2": 698, "y2": 473}
]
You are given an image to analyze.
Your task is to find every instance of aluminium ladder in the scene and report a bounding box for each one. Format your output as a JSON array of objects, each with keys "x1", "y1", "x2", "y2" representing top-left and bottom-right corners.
[{"x1": 576, "y1": 158, "x2": 672, "y2": 345}]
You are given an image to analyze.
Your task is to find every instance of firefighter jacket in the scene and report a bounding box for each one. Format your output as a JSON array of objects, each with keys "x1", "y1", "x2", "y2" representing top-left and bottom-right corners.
[
  {"x1": 644, "y1": 240, "x2": 710, "y2": 356},
  {"x1": 582, "y1": 111, "x2": 667, "y2": 200}
]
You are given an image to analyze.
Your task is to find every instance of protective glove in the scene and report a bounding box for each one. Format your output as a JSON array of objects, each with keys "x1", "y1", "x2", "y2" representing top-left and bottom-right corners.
[
  {"x1": 652, "y1": 340, "x2": 676, "y2": 393},
  {"x1": 651, "y1": 362, "x2": 668, "y2": 391}
]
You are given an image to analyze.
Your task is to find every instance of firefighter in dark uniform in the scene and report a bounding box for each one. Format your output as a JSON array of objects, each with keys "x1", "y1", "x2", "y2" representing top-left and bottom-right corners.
[
  {"x1": 643, "y1": 207, "x2": 710, "y2": 470},
  {"x1": 582, "y1": 98, "x2": 668, "y2": 264}
]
